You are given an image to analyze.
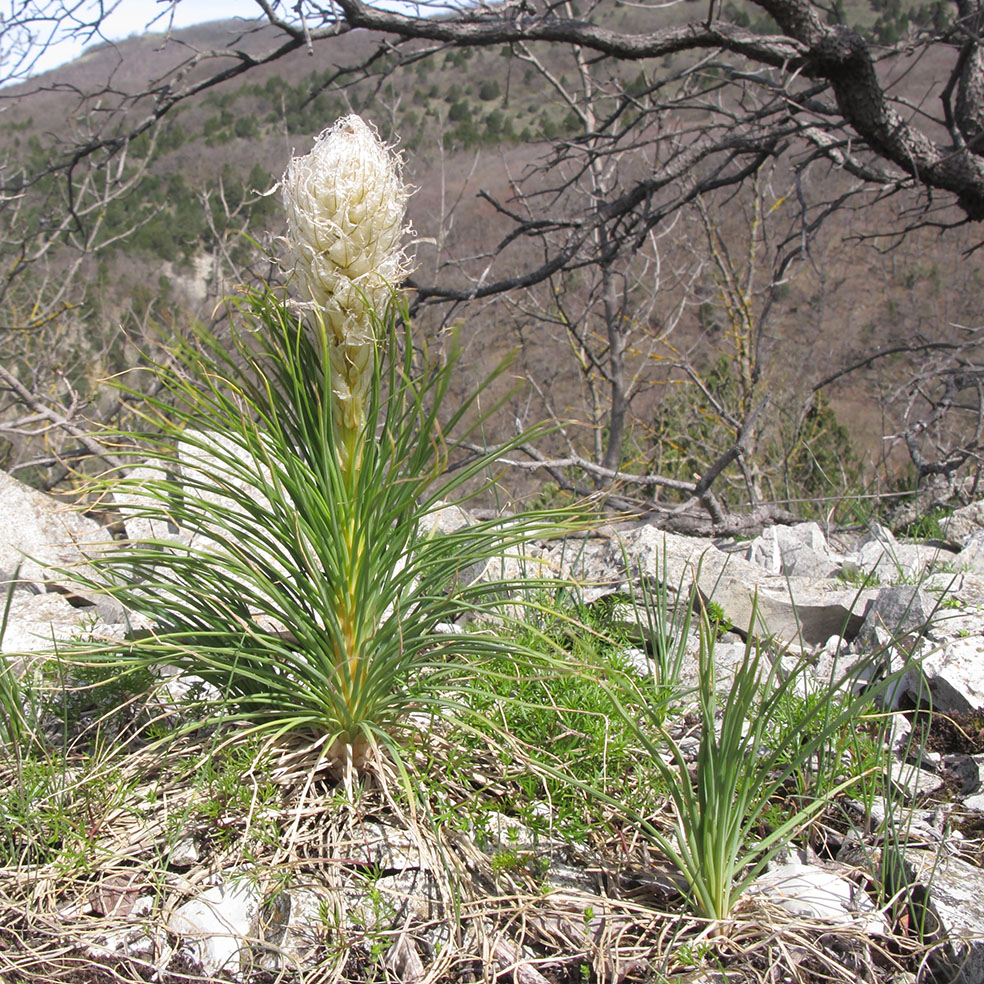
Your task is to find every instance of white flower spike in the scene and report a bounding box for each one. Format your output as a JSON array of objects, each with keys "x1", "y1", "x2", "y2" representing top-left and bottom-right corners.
[{"x1": 283, "y1": 116, "x2": 410, "y2": 433}]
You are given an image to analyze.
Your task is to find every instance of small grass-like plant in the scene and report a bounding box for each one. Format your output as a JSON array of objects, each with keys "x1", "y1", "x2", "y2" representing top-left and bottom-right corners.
[
  {"x1": 898, "y1": 506, "x2": 951, "y2": 542},
  {"x1": 0, "y1": 567, "x2": 51, "y2": 762},
  {"x1": 453, "y1": 614, "x2": 668, "y2": 838},
  {"x1": 762, "y1": 679, "x2": 884, "y2": 809},
  {"x1": 0, "y1": 736, "x2": 142, "y2": 872},
  {"x1": 1, "y1": 594, "x2": 156, "y2": 874},
  {"x1": 631, "y1": 552, "x2": 697, "y2": 722},
  {"x1": 608, "y1": 601, "x2": 907, "y2": 924}
]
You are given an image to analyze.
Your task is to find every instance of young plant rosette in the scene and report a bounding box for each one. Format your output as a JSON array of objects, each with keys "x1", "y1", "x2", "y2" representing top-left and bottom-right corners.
[{"x1": 84, "y1": 117, "x2": 576, "y2": 776}]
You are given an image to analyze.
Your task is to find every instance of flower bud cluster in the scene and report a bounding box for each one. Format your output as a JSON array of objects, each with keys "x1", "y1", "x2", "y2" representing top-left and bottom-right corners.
[{"x1": 283, "y1": 115, "x2": 409, "y2": 432}]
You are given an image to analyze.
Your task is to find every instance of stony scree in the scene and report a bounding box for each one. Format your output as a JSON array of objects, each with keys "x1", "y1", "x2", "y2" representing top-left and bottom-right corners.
[{"x1": 5, "y1": 465, "x2": 984, "y2": 981}]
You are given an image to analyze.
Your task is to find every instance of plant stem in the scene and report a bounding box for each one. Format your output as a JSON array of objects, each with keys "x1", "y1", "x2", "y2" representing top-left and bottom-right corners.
[{"x1": 336, "y1": 419, "x2": 369, "y2": 733}]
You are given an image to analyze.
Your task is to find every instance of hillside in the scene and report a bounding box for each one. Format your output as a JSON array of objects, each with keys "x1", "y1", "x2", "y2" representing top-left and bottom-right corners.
[{"x1": 0, "y1": 2, "x2": 981, "y2": 525}]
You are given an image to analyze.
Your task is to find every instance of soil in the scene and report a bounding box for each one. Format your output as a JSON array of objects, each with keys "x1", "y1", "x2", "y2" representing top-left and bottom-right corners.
[{"x1": 921, "y1": 707, "x2": 984, "y2": 755}]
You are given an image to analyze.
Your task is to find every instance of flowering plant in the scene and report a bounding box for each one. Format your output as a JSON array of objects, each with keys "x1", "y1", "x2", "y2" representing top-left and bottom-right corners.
[
  {"x1": 81, "y1": 117, "x2": 580, "y2": 777},
  {"x1": 282, "y1": 116, "x2": 410, "y2": 452}
]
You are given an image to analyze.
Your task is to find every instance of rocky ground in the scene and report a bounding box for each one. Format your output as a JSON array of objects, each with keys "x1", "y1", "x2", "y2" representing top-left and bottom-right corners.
[{"x1": 3, "y1": 463, "x2": 984, "y2": 983}]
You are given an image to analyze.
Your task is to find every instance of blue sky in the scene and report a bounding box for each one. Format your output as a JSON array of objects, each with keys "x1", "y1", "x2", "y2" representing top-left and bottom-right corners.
[{"x1": 29, "y1": 0, "x2": 261, "y2": 76}]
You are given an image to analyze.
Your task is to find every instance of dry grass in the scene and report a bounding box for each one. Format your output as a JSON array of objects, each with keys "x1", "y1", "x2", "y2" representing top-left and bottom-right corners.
[{"x1": 0, "y1": 707, "x2": 954, "y2": 984}]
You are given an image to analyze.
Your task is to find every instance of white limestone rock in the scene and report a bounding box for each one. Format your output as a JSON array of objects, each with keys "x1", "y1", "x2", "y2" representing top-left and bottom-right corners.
[
  {"x1": 167, "y1": 832, "x2": 200, "y2": 868},
  {"x1": 750, "y1": 862, "x2": 886, "y2": 933},
  {"x1": 114, "y1": 464, "x2": 182, "y2": 547},
  {"x1": 902, "y1": 850, "x2": 984, "y2": 984},
  {"x1": 610, "y1": 525, "x2": 874, "y2": 649},
  {"x1": 176, "y1": 429, "x2": 275, "y2": 555},
  {"x1": 418, "y1": 501, "x2": 474, "y2": 537},
  {"x1": 354, "y1": 822, "x2": 425, "y2": 872},
  {"x1": 856, "y1": 586, "x2": 934, "y2": 648},
  {"x1": 0, "y1": 469, "x2": 108, "y2": 590},
  {"x1": 85, "y1": 894, "x2": 171, "y2": 972},
  {"x1": 941, "y1": 501, "x2": 984, "y2": 544},
  {"x1": 168, "y1": 875, "x2": 263, "y2": 979},
  {"x1": 844, "y1": 524, "x2": 954, "y2": 583},
  {"x1": 956, "y1": 529, "x2": 984, "y2": 575},
  {"x1": 914, "y1": 636, "x2": 984, "y2": 714},
  {"x1": 859, "y1": 798, "x2": 952, "y2": 846},
  {"x1": 962, "y1": 792, "x2": 984, "y2": 813},
  {"x1": 889, "y1": 758, "x2": 947, "y2": 801},
  {"x1": 0, "y1": 591, "x2": 92, "y2": 654},
  {"x1": 745, "y1": 522, "x2": 841, "y2": 579},
  {"x1": 251, "y1": 886, "x2": 324, "y2": 974}
]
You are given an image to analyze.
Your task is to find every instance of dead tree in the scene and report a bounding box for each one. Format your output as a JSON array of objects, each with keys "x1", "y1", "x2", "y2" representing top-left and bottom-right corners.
[{"x1": 8, "y1": 0, "x2": 984, "y2": 524}]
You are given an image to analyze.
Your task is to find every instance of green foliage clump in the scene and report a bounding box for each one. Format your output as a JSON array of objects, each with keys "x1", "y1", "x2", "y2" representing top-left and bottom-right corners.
[
  {"x1": 785, "y1": 391, "x2": 858, "y2": 501},
  {"x1": 454, "y1": 602, "x2": 667, "y2": 837},
  {"x1": 99, "y1": 163, "x2": 275, "y2": 262},
  {"x1": 650, "y1": 356, "x2": 861, "y2": 516},
  {"x1": 478, "y1": 79, "x2": 501, "y2": 101},
  {"x1": 186, "y1": 738, "x2": 280, "y2": 851},
  {"x1": 448, "y1": 99, "x2": 471, "y2": 123},
  {"x1": 703, "y1": 600, "x2": 732, "y2": 636},
  {"x1": 77, "y1": 289, "x2": 583, "y2": 776},
  {"x1": 897, "y1": 505, "x2": 952, "y2": 541},
  {"x1": 620, "y1": 616, "x2": 902, "y2": 922}
]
